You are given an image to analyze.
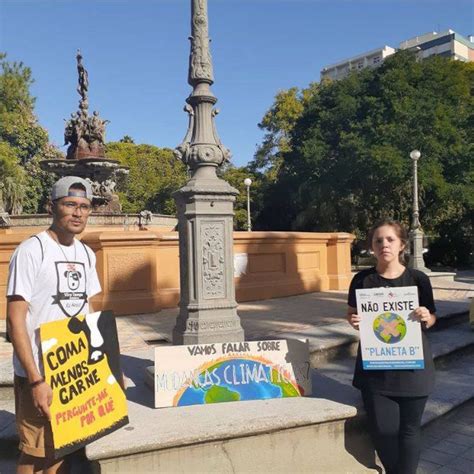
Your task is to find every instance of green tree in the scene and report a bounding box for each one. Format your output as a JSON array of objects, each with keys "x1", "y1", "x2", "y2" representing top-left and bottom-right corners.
[
  {"x1": 257, "y1": 52, "x2": 473, "y2": 266},
  {"x1": 0, "y1": 140, "x2": 27, "y2": 214},
  {"x1": 0, "y1": 53, "x2": 49, "y2": 165},
  {"x1": 248, "y1": 83, "x2": 319, "y2": 232},
  {"x1": 106, "y1": 141, "x2": 187, "y2": 214},
  {"x1": 250, "y1": 84, "x2": 319, "y2": 181},
  {"x1": 23, "y1": 145, "x2": 62, "y2": 214},
  {"x1": 0, "y1": 53, "x2": 59, "y2": 214}
]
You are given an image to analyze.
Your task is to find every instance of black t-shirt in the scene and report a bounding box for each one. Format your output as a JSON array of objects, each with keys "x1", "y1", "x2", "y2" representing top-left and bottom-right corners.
[{"x1": 348, "y1": 267, "x2": 436, "y2": 397}]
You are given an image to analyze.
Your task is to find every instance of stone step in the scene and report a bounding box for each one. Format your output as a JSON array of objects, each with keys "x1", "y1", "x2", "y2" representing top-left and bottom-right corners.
[
  {"x1": 431, "y1": 308, "x2": 470, "y2": 330},
  {"x1": 429, "y1": 322, "x2": 474, "y2": 366},
  {"x1": 0, "y1": 359, "x2": 13, "y2": 401},
  {"x1": 314, "y1": 339, "x2": 474, "y2": 427},
  {"x1": 423, "y1": 353, "x2": 474, "y2": 425},
  {"x1": 0, "y1": 397, "x2": 16, "y2": 454}
]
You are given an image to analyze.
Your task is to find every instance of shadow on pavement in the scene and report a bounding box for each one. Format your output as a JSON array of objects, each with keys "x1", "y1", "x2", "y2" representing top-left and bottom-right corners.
[{"x1": 121, "y1": 353, "x2": 154, "y2": 408}]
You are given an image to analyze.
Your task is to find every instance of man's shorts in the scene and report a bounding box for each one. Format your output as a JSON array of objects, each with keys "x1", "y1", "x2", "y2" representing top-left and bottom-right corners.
[{"x1": 14, "y1": 375, "x2": 54, "y2": 458}]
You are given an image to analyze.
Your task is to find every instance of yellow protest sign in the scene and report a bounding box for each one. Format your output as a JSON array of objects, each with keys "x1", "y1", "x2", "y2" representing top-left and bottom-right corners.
[{"x1": 40, "y1": 311, "x2": 128, "y2": 458}]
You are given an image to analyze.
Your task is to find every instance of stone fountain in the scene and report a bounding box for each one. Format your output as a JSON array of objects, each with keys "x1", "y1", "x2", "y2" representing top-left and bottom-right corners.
[{"x1": 41, "y1": 50, "x2": 128, "y2": 213}]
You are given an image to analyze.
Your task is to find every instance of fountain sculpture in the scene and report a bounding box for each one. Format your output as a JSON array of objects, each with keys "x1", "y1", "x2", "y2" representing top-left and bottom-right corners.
[{"x1": 41, "y1": 51, "x2": 128, "y2": 213}]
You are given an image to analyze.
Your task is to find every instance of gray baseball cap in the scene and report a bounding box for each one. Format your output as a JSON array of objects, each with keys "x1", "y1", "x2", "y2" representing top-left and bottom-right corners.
[{"x1": 51, "y1": 176, "x2": 93, "y2": 201}]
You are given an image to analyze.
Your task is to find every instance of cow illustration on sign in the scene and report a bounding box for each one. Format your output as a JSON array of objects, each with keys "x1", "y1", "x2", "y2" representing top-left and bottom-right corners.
[{"x1": 68, "y1": 312, "x2": 107, "y2": 364}]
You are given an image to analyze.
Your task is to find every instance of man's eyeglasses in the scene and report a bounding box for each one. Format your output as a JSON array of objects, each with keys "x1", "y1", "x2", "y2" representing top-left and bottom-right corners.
[{"x1": 60, "y1": 201, "x2": 92, "y2": 213}]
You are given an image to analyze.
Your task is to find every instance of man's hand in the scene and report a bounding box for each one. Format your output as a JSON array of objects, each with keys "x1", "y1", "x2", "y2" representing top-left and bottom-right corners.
[
  {"x1": 31, "y1": 381, "x2": 53, "y2": 420},
  {"x1": 7, "y1": 296, "x2": 51, "y2": 415}
]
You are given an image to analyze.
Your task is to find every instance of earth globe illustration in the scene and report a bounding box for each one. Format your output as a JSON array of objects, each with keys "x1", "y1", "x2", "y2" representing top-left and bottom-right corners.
[
  {"x1": 373, "y1": 312, "x2": 407, "y2": 344},
  {"x1": 174, "y1": 357, "x2": 301, "y2": 407}
]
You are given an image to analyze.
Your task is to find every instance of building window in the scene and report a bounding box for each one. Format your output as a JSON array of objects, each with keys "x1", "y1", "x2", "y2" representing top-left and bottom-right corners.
[
  {"x1": 357, "y1": 61, "x2": 364, "y2": 69},
  {"x1": 373, "y1": 56, "x2": 381, "y2": 64}
]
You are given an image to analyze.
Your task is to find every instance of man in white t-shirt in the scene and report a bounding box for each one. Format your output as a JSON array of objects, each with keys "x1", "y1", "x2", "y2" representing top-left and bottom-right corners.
[{"x1": 7, "y1": 176, "x2": 101, "y2": 473}]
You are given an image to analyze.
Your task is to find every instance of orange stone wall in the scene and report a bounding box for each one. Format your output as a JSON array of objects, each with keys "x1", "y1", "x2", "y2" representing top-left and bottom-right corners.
[{"x1": 0, "y1": 229, "x2": 354, "y2": 318}]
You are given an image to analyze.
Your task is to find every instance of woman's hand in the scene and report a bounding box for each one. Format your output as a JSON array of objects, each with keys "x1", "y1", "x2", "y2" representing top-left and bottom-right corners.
[
  {"x1": 413, "y1": 306, "x2": 437, "y2": 329},
  {"x1": 347, "y1": 311, "x2": 361, "y2": 330}
]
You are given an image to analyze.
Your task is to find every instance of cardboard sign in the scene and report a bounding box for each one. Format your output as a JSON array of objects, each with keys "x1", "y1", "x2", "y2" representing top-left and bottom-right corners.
[
  {"x1": 40, "y1": 311, "x2": 128, "y2": 458},
  {"x1": 356, "y1": 286, "x2": 424, "y2": 370},
  {"x1": 154, "y1": 339, "x2": 311, "y2": 408}
]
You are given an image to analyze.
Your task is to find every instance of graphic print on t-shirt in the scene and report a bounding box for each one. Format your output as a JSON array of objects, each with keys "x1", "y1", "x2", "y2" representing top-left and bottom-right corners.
[{"x1": 53, "y1": 261, "x2": 87, "y2": 317}]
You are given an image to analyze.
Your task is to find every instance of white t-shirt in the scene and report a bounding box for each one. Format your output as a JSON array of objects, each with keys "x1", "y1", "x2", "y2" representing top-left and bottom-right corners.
[{"x1": 7, "y1": 231, "x2": 102, "y2": 377}]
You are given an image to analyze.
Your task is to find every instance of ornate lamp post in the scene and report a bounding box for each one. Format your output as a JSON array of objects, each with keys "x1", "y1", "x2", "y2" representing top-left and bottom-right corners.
[
  {"x1": 244, "y1": 178, "x2": 252, "y2": 232},
  {"x1": 408, "y1": 149, "x2": 429, "y2": 272},
  {"x1": 172, "y1": 0, "x2": 244, "y2": 344}
]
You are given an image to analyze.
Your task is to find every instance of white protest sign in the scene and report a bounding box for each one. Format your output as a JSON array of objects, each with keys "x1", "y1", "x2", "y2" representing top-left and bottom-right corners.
[
  {"x1": 356, "y1": 286, "x2": 424, "y2": 370},
  {"x1": 154, "y1": 339, "x2": 311, "y2": 408}
]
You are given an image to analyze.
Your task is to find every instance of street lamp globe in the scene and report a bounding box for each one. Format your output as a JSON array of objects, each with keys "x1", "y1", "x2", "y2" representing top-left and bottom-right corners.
[
  {"x1": 410, "y1": 149, "x2": 421, "y2": 161},
  {"x1": 244, "y1": 178, "x2": 252, "y2": 187}
]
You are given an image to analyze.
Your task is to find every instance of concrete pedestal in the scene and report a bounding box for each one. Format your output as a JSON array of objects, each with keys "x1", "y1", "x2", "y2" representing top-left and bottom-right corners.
[
  {"x1": 408, "y1": 228, "x2": 429, "y2": 272},
  {"x1": 172, "y1": 172, "x2": 244, "y2": 344}
]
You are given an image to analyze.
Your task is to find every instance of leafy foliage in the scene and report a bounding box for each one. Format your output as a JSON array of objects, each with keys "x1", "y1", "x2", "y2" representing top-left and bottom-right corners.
[
  {"x1": 254, "y1": 52, "x2": 473, "y2": 266},
  {"x1": 250, "y1": 84, "x2": 319, "y2": 181},
  {"x1": 0, "y1": 53, "x2": 49, "y2": 165},
  {"x1": 22, "y1": 146, "x2": 62, "y2": 214},
  {"x1": 0, "y1": 140, "x2": 26, "y2": 214},
  {"x1": 0, "y1": 53, "x2": 59, "y2": 214},
  {"x1": 106, "y1": 141, "x2": 188, "y2": 214}
]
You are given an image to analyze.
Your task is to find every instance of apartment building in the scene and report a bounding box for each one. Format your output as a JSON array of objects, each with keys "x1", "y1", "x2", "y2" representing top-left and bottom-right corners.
[
  {"x1": 320, "y1": 46, "x2": 396, "y2": 81},
  {"x1": 320, "y1": 29, "x2": 474, "y2": 81},
  {"x1": 400, "y1": 29, "x2": 474, "y2": 62}
]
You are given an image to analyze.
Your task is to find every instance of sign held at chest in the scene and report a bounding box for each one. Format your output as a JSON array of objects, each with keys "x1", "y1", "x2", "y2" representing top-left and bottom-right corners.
[
  {"x1": 356, "y1": 286, "x2": 424, "y2": 370},
  {"x1": 40, "y1": 311, "x2": 128, "y2": 458}
]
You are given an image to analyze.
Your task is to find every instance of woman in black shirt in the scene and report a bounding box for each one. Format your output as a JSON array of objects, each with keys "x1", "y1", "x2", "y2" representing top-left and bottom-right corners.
[{"x1": 347, "y1": 220, "x2": 436, "y2": 474}]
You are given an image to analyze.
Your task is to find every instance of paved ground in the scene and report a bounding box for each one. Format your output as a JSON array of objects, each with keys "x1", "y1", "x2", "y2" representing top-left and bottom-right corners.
[{"x1": 419, "y1": 398, "x2": 474, "y2": 474}]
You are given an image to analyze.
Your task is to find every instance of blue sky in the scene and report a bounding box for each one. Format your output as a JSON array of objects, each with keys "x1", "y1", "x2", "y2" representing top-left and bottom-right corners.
[{"x1": 1, "y1": 0, "x2": 473, "y2": 167}]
